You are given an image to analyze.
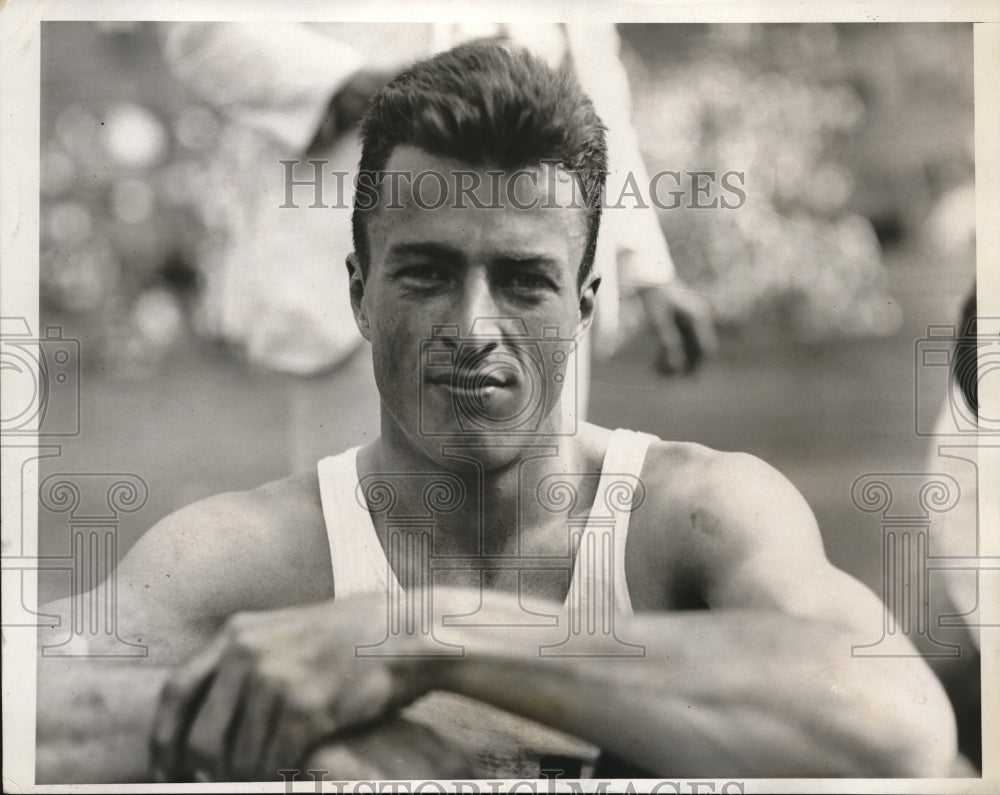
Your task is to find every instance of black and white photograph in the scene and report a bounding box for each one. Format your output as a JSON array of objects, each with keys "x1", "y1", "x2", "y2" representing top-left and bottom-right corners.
[{"x1": 1, "y1": 2, "x2": 998, "y2": 792}]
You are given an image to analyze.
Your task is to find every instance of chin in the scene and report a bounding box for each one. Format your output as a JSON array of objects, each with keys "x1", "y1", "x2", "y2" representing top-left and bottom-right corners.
[{"x1": 411, "y1": 431, "x2": 540, "y2": 473}]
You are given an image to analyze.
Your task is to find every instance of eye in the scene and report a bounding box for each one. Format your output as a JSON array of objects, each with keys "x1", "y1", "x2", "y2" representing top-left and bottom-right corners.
[
  {"x1": 397, "y1": 264, "x2": 452, "y2": 286},
  {"x1": 504, "y1": 271, "x2": 556, "y2": 292}
]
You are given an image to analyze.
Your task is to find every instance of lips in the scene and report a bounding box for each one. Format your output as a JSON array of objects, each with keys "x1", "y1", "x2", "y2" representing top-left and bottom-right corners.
[
  {"x1": 429, "y1": 368, "x2": 516, "y2": 389},
  {"x1": 426, "y1": 348, "x2": 524, "y2": 389}
]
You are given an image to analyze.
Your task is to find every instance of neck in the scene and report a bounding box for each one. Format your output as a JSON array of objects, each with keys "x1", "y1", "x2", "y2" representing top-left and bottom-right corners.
[{"x1": 360, "y1": 404, "x2": 601, "y2": 555}]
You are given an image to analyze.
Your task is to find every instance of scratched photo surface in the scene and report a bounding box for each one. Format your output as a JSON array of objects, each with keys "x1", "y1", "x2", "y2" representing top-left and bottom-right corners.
[{"x1": 4, "y1": 15, "x2": 992, "y2": 791}]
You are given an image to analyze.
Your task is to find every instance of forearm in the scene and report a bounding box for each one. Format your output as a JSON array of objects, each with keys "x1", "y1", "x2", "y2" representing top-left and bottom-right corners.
[
  {"x1": 142, "y1": 589, "x2": 957, "y2": 781},
  {"x1": 37, "y1": 658, "x2": 169, "y2": 783},
  {"x1": 36, "y1": 593, "x2": 194, "y2": 784},
  {"x1": 427, "y1": 608, "x2": 956, "y2": 777}
]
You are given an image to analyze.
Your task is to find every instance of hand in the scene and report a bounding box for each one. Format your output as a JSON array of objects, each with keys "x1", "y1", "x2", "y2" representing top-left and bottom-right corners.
[
  {"x1": 149, "y1": 595, "x2": 433, "y2": 782},
  {"x1": 638, "y1": 281, "x2": 717, "y2": 376},
  {"x1": 307, "y1": 68, "x2": 394, "y2": 154},
  {"x1": 333, "y1": 68, "x2": 394, "y2": 131}
]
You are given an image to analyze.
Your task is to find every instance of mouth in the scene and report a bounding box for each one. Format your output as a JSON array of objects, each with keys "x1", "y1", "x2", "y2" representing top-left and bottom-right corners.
[{"x1": 428, "y1": 369, "x2": 518, "y2": 390}]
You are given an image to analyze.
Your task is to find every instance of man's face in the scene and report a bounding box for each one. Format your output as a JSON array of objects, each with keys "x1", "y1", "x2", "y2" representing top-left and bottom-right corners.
[{"x1": 348, "y1": 146, "x2": 598, "y2": 468}]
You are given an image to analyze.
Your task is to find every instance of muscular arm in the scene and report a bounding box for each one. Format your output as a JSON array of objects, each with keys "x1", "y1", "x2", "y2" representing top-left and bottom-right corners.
[
  {"x1": 433, "y1": 608, "x2": 946, "y2": 776},
  {"x1": 36, "y1": 497, "x2": 231, "y2": 782},
  {"x1": 37, "y1": 476, "x2": 470, "y2": 783},
  {"x1": 37, "y1": 636, "x2": 171, "y2": 783},
  {"x1": 155, "y1": 452, "x2": 957, "y2": 780},
  {"x1": 36, "y1": 481, "x2": 329, "y2": 783},
  {"x1": 432, "y1": 453, "x2": 955, "y2": 776}
]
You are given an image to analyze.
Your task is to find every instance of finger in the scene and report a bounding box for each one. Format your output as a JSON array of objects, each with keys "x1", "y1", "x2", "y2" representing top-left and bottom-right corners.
[
  {"x1": 676, "y1": 302, "x2": 718, "y2": 370},
  {"x1": 229, "y1": 678, "x2": 280, "y2": 780},
  {"x1": 693, "y1": 306, "x2": 719, "y2": 356},
  {"x1": 185, "y1": 658, "x2": 251, "y2": 781},
  {"x1": 150, "y1": 633, "x2": 229, "y2": 781},
  {"x1": 260, "y1": 699, "x2": 322, "y2": 781},
  {"x1": 654, "y1": 319, "x2": 688, "y2": 376},
  {"x1": 673, "y1": 308, "x2": 704, "y2": 373}
]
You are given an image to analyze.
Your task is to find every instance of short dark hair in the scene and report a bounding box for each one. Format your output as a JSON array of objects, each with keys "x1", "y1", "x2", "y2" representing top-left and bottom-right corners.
[{"x1": 351, "y1": 39, "x2": 608, "y2": 288}]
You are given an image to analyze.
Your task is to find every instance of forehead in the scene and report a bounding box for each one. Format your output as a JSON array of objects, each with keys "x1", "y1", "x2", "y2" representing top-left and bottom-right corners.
[{"x1": 367, "y1": 145, "x2": 588, "y2": 268}]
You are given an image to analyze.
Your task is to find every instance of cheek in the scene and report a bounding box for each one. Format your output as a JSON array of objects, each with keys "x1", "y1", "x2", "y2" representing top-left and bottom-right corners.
[
  {"x1": 370, "y1": 309, "x2": 421, "y2": 374},
  {"x1": 533, "y1": 294, "x2": 583, "y2": 336}
]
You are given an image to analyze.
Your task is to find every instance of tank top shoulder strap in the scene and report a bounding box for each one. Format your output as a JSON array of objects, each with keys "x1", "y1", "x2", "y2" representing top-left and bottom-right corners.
[
  {"x1": 567, "y1": 428, "x2": 659, "y2": 617},
  {"x1": 317, "y1": 448, "x2": 401, "y2": 598}
]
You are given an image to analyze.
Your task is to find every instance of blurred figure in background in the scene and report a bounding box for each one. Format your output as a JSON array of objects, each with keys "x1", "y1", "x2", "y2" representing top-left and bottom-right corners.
[
  {"x1": 919, "y1": 286, "x2": 981, "y2": 771},
  {"x1": 160, "y1": 22, "x2": 717, "y2": 464}
]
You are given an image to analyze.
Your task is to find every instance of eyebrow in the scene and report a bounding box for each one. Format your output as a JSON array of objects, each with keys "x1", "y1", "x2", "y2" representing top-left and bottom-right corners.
[
  {"x1": 386, "y1": 242, "x2": 465, "y2": 263},
  {"x1": 494, "y1": 254, "x2": 562, "y2": 271},
  {"x1": 386, "y1": 243, "x2": 563, "y2": 273}
]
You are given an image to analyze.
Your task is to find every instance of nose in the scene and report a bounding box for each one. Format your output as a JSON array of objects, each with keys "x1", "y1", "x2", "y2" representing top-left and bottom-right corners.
[
  {"x1": 459, "y1": 271, "x2": 528, "y2": 340},
  {"x1": 460, "y1": 271, "x2": 500, "y2": 338}
]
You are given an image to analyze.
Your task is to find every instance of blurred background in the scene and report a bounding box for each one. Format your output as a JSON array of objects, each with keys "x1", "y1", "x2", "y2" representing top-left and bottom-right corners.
[
  {"x1": 35, "y1": 21, "x2": 976, "y2": 621},
  {"x1": 30, "y1": 18, "x2": 980, "y2": 769}
]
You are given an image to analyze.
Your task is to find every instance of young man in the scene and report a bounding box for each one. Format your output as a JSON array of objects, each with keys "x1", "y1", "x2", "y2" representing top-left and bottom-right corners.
[{"x1": 37, "y1": 41, "x2": 956, "y2": 783}]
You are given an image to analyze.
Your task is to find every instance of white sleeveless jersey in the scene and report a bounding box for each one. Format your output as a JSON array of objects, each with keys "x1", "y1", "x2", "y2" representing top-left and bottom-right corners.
[{"x1": 316, "y1": 428, "x2": 657, "y2": 777}]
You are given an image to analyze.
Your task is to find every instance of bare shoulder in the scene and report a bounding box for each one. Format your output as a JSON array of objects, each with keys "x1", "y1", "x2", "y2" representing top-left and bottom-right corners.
[
  {"x1": 625, "y1": 440, "x2": 826, "y2": 608},
  {"x1": 645, "y1": 440, "x2": 822, "y2": 550},
  {"x1": 118, "y1": 469, "x2": 333, "y2": 627},
  {"x1": 632, "y1": 439, "x2": 914, "y2": 641},
  {"x1": 646, "y1": 439, "x2": 799, "y2": 500}
]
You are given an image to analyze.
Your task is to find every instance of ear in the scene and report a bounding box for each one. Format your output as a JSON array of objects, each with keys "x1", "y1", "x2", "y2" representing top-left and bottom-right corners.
[
  {"x1": 576, "y1": 272, "x2": 601, "y2": 340},
  {"x1": 346, "y1": 252, "x2": 371, "y2": 341}
]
